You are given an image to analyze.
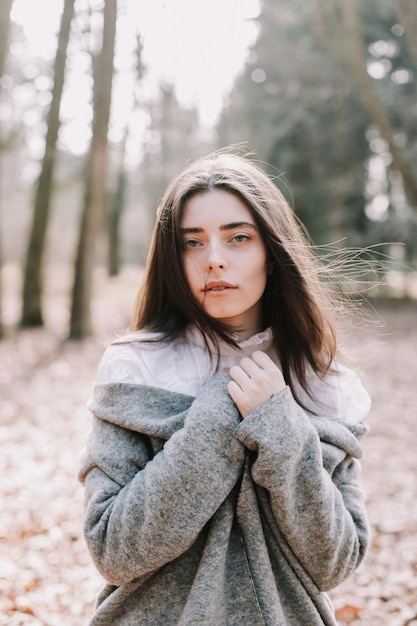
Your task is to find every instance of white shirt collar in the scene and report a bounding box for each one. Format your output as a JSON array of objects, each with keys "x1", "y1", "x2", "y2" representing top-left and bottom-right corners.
[{"x1": 186, "y1": 325, "x2": 274, "y2": 357}]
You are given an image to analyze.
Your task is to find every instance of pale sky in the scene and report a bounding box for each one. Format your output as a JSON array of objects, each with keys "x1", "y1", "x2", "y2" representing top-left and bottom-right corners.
[{"x1": 10, "y1": 0, "x2": 260, "y2": 155}]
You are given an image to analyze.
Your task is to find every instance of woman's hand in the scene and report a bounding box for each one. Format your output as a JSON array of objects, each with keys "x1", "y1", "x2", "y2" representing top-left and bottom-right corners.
[{"x1": 227, "y1": 351, "x2": 286, "y2": 418}]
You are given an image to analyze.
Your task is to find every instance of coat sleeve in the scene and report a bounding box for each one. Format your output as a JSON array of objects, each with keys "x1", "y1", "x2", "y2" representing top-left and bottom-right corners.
[
  {"x1": 79, "y1": 374, "x2": 244, "y2": 586},
  {"x1": 234, "y1": 386, "x2": 370, "y2": 591}
]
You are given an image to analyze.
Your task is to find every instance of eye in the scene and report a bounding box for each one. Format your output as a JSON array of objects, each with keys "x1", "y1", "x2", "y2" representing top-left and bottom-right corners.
[
  {"x1": 232, "y1": 234, "x2": 250, "y2": 243},
  {"x1": 183, "y1": 238, "x2": 201, "y2": 249}
]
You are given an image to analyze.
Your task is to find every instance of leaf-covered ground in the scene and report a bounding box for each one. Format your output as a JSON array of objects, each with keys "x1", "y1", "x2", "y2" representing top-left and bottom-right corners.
[{"x1": 1, "y1": 267, "x2": 416, "y2": 625}]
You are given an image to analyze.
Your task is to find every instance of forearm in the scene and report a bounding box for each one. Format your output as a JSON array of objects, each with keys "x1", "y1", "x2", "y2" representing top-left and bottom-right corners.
[
  {"x1": 82, "y1": 375, "x2": 245, "y2": 585},
  {"x1": 235, "y1": 387, "x2": 369, "y2": 590}
]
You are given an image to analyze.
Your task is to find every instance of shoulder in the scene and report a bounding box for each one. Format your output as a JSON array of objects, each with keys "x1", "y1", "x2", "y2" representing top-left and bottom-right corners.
[
  {"x1": 95, "y1": 330, "x2": 214, "y2": 395},
  {"x1": 95, "y1": 331, "x2": 161, "y2": 386}
]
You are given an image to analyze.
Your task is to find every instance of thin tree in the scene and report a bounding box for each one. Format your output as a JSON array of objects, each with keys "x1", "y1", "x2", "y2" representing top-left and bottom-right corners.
[
  {"x1": 108, "y1": 35, "x2": 145, "y2": 277},
  {"x1": 108, "y1": 132, "x2": 127, "y2": 277},
  {"x1": 69, "y1": 0, "x2": 117, "y2": 339},
  {"x1": 340, "y1": 0, "x2": 417, "y2": 210},
  {"x1": 0, "y1": 0, "x2": 13, "y2": 74},
  {"x1": 20, "y1": 0, "x2": 76, "y2": 327},
  {"x1": 0, "y1": 0, "x2": 15, "y2": 337},
  {"x1": 394, "y1": 0, "x2": 417, "y2": 66}
]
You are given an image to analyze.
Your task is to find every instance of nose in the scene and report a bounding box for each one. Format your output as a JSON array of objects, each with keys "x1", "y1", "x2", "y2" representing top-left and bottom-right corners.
[{"x1": 206, "y1": 240, "x2": 226, "y2": 271}]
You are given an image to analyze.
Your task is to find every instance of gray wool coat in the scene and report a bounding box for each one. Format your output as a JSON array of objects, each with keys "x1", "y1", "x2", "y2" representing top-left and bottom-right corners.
[{"x1": 79, "y1": 373, "x2": 370, "y2": 626}]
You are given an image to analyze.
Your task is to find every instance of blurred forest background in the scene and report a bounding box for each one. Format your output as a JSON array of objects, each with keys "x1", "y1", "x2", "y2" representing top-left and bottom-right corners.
[
  {"x1": 0, "y1": 0, "x2": 417, "y2": 339},
  {"x1": 1, "y1": 2, "x2": 417, "y2": 625}
]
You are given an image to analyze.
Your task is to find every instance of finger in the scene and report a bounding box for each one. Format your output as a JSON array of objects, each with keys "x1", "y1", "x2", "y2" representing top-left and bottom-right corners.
[
  {"x1": 251, "y1": 351, "x2": 286, "y2": 393},
  {"x1": 227, "y1": 379, "x2": 243, "y2": 402},
  {"x1": 251, "y1": 351, "x2": 276, "y2": 370},
  {"x1": 227, "y1": 380, "x2": 251, "y2": 418},
  {"x1": 237, "y1": 356, "x2": 262, "y2": 378},
  {"x1": 229, "y1": 364, "x2": 251, "y2": 390}
]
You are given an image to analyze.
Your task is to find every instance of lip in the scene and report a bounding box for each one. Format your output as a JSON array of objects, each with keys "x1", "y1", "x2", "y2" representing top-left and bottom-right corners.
[{"x1": 202, "y1": 281, "x2": 237, "y2": 293}]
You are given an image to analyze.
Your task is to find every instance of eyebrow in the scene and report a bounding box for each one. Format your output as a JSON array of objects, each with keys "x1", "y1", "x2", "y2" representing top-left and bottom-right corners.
[{"x1": 180, "y1": 221, "x2": 257, "y2": 234}]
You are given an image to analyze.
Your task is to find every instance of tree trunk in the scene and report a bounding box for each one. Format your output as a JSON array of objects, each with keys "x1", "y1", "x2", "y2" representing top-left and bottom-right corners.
[
  {"x1": 0, "y1": 0, "x2": 13, "y2": 74},
  {"x1": 108, "y1": 168, "x2": 126, "y2": 277},
  {"x1": 340, "y1": 0, "x2": 417, "y2": 210},
  {"x1": 20, "y1": 0, "x2": 76, "y2": 327},
  {"x1": 394, "y1": 0, "x2": 417, "y2": 66},
  {"x1": 0, "y1": 0, "x2": 15, "y2": 338},
  {"x1": 108, "y1": 121, "x2": 129, "y2": 277},
  {"x1": 69, "y1": 0, "x2": 117, "y2": 339}
]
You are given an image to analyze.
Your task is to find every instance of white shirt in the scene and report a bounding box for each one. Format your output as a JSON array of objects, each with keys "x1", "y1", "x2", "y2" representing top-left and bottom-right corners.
[{"x1": 95, "y1": 327, "x2": 371, "y2": 424}]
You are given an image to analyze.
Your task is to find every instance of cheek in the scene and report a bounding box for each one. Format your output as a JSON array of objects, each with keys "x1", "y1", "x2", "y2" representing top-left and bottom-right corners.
[
  {"x1": 249, "y1": 251, "x2": 268, "y2": 288},
  {"x1": 253, "y1": 273, "x2": 268, "y2": 300}
]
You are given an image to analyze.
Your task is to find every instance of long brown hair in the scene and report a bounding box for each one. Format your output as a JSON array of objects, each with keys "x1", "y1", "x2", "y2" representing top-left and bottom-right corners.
[{"x1": 132, "y1": 150, "x2": 338, "y2": 400}]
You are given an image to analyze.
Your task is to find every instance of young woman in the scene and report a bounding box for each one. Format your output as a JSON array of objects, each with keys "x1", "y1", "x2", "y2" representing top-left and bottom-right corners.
[{"x1": 79, "y1": 151, "x2": 371, "y2": 625}]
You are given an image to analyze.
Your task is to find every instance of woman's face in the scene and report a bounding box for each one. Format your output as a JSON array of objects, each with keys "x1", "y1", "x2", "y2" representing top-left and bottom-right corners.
[{"x1": 181, "y1": 189, "x2": 268, "y2": 340}]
